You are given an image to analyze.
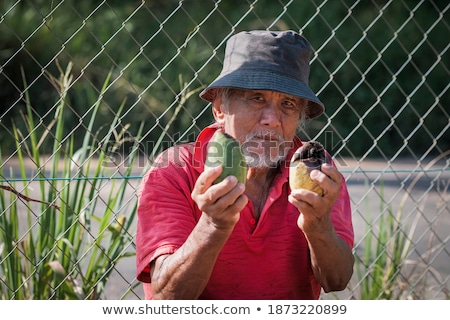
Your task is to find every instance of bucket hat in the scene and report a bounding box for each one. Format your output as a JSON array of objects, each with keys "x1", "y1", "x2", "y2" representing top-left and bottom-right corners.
[{"x1": 200, "y1": 30, "x2": 324, "y2": 119}]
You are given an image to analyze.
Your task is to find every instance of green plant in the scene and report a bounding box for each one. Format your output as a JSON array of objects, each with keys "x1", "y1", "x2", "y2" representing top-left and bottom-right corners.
[
  {"x1": 0, "y1": 62, "x2": 142, "y2": 299},
  {"x1": 354, "y1": 180, "x2": 414, "y2": 300}
]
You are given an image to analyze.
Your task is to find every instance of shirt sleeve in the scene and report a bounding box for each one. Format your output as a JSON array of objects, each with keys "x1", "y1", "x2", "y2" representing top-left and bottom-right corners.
[{"x1": 135, "y1": 146, "x2": 200, "y2": 282}]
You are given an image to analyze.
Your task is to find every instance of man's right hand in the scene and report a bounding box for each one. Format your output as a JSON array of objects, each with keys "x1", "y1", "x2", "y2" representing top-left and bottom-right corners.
[{"x1": 191, "y1": 165, "x2": 248, "y2": 229}]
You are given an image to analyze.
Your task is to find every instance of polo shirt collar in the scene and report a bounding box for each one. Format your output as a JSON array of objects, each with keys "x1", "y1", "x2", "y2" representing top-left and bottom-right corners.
[{"x1": 193, "y1": 123, "x2": 223, "y2": 173}]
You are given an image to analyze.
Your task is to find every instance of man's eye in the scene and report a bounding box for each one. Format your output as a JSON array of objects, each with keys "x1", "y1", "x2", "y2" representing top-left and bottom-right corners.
[
  {"x1": 283, "y1": 100, "x2": 297, "y2": 109},
  {"x1": 250, "y1": 95, "x2": 264, "y2": 102}
]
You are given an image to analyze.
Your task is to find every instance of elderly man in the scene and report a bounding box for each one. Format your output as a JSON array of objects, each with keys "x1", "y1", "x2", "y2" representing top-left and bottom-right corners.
[{"x1": 136, "y1": 30, "x2": 354, "y2": 299}]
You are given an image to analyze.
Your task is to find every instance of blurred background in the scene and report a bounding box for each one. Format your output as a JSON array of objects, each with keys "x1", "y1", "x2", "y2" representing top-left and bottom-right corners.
[{"x1": 0, "y1": 0, "x2": 449, "y2": 300}]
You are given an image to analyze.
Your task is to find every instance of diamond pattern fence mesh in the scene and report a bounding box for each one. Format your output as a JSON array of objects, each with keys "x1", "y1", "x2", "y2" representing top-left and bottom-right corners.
[{"x1": 0, "y1": 0, "x2": 449, "y2": 300}]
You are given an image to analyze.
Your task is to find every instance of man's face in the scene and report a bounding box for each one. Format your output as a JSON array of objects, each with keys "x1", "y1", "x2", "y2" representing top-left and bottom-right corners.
[{"x1": 213, "y1": 89, "x2": 305, "y2": 168}]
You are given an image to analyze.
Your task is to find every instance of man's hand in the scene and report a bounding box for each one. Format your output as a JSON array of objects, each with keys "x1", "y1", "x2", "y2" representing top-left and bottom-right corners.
[
  {"x1": 191, "y1": 165, "x2": 248, "y2": 229},
  {"x1": 288, "y1": 163, "x2": 341, "y2": 233}
]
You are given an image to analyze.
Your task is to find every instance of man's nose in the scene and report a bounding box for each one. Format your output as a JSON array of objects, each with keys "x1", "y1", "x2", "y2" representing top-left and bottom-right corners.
[{"x1": 260, "y1": 102, "x2": 282, "y2": 127}]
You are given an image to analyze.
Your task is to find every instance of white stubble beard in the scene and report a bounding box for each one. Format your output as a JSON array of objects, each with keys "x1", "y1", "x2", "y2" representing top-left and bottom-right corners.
[{"x1": 241, "y1": 131, "x2": 292, "y2": 169}]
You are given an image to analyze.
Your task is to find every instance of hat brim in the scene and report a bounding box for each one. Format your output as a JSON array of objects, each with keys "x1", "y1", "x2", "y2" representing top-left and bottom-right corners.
[{"x1": 200, "y1": 70, "x2": 325, "y2": 119}]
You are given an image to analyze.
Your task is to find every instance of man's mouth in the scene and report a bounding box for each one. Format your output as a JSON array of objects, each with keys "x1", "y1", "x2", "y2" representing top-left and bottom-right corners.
[
  {"x1": 260, "y1": 133, "x2": 279, "y2": 141},
  {"x1": 246, "y1": 131, "x2": 284, "y2": 143},
  {"x1": 241, "y1": 132, "x2": 291, "y2": 168}
]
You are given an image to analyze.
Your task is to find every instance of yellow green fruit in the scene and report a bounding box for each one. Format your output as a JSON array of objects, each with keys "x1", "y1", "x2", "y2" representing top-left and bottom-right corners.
[
  {"x1": 205, "y1": 131, "x2": 247, "y2": 184},
  {"x1": 289, "y1": 141, "x2": 326, "y2": 195}
]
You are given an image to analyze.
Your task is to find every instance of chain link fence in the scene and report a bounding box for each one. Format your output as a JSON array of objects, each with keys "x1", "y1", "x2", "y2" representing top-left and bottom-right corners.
[{"x1": 0, "y1": 0, "x2": 449, "y2": 300}]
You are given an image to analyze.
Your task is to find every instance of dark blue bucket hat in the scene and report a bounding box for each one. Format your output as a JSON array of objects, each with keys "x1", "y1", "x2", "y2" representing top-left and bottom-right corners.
[{"x1": 200, "y1": 30, "x2": 325, "y2": 119}]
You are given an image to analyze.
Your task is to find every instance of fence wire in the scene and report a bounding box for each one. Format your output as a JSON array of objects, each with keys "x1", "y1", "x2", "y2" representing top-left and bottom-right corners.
[{"x1": 0, "y1": 0, "x2": 449, "y2": 300}]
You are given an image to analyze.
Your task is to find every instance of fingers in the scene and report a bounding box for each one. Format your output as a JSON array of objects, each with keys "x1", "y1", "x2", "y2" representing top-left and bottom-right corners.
[
  {"x1": 193, "y1": 165, "x2": 222, "y2": 195},
  {"x1": 193, "y1": 166, "x2": 244, "y2": 205},
  {"x1": 192, "y1": 166, "x2": 247, "y2": 228},
  {"x1": 207, "y1": 176, "x2": 246, "y2": 212},
  {"x1": 312, "y1": 163, "x2": 342, "y2": 197},
  {"x1": 288, "y1": 164, "x2": 343, "y2": 232}
]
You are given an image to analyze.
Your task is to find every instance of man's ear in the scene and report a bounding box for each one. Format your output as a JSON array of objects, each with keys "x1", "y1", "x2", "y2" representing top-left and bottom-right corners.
[{"x1": 212, "y1": 101, "x2": 226, "y2": 125}]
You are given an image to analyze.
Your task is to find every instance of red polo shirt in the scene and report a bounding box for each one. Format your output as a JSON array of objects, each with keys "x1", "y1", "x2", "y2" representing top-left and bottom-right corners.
[{"x1": 136, "y1": 124, "x2": 354, "y2": 299}]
